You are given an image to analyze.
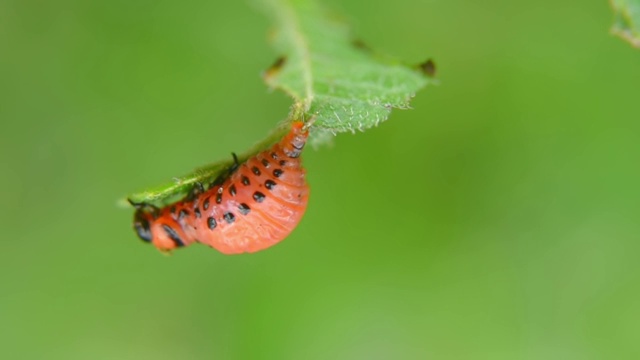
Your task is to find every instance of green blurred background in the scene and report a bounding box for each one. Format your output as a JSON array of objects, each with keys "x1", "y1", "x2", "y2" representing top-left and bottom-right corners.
[{"x1": 1, "y1": 0, "x2": 639, "y2": 359}]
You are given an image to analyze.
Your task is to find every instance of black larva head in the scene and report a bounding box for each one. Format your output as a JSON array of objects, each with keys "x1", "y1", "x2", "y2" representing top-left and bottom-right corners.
[{"x1": 133, "y1": 209, "x2": 153, "y2": 243}]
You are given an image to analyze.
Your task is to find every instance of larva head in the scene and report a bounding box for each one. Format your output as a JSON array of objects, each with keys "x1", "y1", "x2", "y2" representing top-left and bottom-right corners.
[
  {"x1": 133, "y1": 208, "x2": 185, "y2": 253},
  {"x1": 133, "y1": 209, "x2": 153, "y2": 243}
]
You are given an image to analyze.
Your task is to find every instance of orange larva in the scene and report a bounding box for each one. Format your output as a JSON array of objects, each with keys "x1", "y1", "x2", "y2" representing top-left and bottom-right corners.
[{"x1": 131, "y1": 121, "x2": 309, "y2": 254}]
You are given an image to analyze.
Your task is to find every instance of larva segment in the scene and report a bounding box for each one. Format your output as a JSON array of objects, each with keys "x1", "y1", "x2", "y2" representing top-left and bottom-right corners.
[{"x1": 131, "y1": 121, "x2": 310, "y2": 254}]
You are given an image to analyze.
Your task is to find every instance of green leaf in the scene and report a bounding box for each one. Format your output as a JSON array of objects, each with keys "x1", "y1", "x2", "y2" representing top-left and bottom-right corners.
[
  {"x1": 124, "y1": 124, "x2": 289, "y2": 208},
  {"x1": 611, "y1": 0, "x2": 640, "y2": 48},
  {"x1": 260, "y1": 0, "x2": 434, "y2": 134},
  {"x1": 125, "y1": 0, "x2": 433, "y2": 207}
]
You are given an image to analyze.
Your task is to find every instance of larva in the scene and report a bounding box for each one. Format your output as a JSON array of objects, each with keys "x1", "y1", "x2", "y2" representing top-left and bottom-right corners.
[{"x1": 131, "y1": 121, "x2": 309, "y2": 254}]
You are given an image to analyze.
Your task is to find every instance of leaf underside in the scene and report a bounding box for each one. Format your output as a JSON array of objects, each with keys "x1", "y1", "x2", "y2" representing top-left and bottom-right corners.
[
  {"x1": 125, "y1": 0, "x2": 434, "y2": 207},
  {"x1": 611, "y1": 0, "x2": 640, "y2": 48},
  {"x1": 261, "y1": 0, "x2": 433, "y2": 133},
  {"x1": 125, "y1": 124, "x2": 289, "y2": 208}
]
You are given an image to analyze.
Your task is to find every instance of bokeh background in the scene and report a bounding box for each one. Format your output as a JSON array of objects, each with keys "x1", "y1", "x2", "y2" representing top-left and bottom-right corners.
[{"x1": 2, "y1": 0, "x2": 639, "y2": 359}]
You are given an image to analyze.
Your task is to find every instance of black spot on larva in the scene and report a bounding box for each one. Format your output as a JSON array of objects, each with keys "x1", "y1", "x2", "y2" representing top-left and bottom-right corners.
[
  {"x1": 238, "y1": 203, "x2": 250, "y2": 215},
  {"x1": 261, "y1": 158, "x2": 270, "y2": 168},
  {"x1": 223, "y1": 212, "x2": 235, "y2": 224},
  {"x1": 253, "y1": 191, "x2": 265, "y2": 203},
  {"x1": 279, "y1": 160, "x2": 286, "y2": 166},
  {"x1": 252, "y1": 166, "x2": 261, "y2": 176},
  {"x1": 210, "y1": 173, "x2": 226, "y2": 187},
  {"x1": 216, "y1": 192, "x2": 222, "y2": 204},
  {"x1": 178, "y1": 209, "x2": 189, "y2": 220},
  {"x1": 187, "y1": 182, "x2": 205, "y2": 201},
  {"x1": 194, "y1": 208, "x2": 201, "y2": 218},
  {"x1": 162, "y1": 224, "x2": 184, "y2": 247},
  {"x1": 271, "y1": 152, "x2": 279, "y2": 160},
  {"x1": 229, "y1": 184, "x2": 237, "y2": 196},
  {"x1": 273, "y1": 169, "x2": 283, "y2": 178},
  {"x1": 170, "y1": 206, "x2": 176, "y2": 214},
  {"x1": 207, "y1": 217, "x2": 217, "y2": 230},
  {"x1": 265, "y1": 179, "x2": 276, "y2": 190},
  {"x1": 203, "y1": 197, "x2": 210, "y2": 210},
  {"x1": 241, "y1": 175, "x2": 250, "y2": 186}
]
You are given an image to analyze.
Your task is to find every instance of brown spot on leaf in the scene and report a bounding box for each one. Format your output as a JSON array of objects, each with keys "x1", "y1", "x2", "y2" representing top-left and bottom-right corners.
[
  {"x1": 263, "y1": 56, "x2": 287, "y2": 80},
  {"x1": 418, "y1": 59, "x2": 436, "y2": 77}
]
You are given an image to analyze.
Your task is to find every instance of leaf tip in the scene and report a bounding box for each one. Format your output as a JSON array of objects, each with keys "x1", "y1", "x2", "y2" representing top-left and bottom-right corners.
[
  {"x1": 117, "y1": 197, "x2": 134, "y2": 209},
  {"x1": 417, "y1": 58, "x2": 437, "y2": 78},
  {"x1": 262, "y1": 56, "x2": 287, "y2": 81}
]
